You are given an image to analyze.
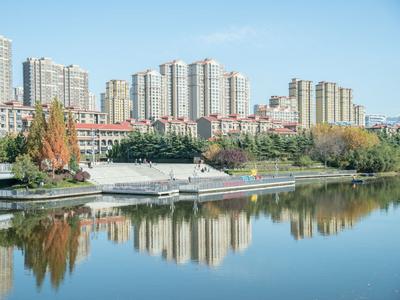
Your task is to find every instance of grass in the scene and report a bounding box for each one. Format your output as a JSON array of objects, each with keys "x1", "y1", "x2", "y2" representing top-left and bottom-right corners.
[{"x1": 5, "y1": 179, "x2": 93, "y2": 190}]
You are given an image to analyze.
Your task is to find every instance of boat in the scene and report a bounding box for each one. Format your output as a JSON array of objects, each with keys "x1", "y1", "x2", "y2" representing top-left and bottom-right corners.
[{"x1": 351, "y1": 179, "x2": 364, "y2": 184}]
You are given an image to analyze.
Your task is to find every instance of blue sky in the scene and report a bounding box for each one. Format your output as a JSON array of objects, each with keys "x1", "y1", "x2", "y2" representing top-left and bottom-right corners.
[{"x1": 1, "y1": 0, "x2": 399, "y2": 115}]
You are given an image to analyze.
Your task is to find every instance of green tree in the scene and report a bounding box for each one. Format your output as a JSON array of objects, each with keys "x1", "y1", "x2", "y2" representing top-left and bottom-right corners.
[
  {"x1": 27, "y1": 102, "x2": 47, "y2": 165},
  {"x1": 12, "y1": 154, "x2": 47, "y2": 187}
]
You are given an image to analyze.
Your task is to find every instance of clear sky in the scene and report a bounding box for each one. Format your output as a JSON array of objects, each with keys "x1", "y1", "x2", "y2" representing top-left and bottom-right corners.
[{"x1": 1, "y1": 0, "x2": 399, "y2": 115}]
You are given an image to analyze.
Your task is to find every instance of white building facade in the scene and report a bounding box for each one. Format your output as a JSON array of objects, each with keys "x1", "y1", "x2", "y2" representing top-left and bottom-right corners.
[
  {"x1": 0, "y1": 36, "x2": 12, "y2": 103},
  {"x1": 159, "y1": 60, "x2": 189, "y2": 118},
  {"x1": 23, "y1": 57, "x2": 89, "y2": 109},
  {"x1": 132, "y1": 70, "x2": 166, "y2": 121},
  {"x1": 223, "y1": 72, "x2": 250, "y2": 118},
  {"x1": 189, "y1": 59, "x2": 225, "y2": 121}
]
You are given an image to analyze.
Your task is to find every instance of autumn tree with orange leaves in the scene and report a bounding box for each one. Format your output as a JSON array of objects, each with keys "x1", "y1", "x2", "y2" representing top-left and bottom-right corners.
[
  {"x1": 67, "y1": 111, "x2": 80, "y2": 170},
  {"x1": 42, "y1": 99, "x2": 70, "y2": 176}
]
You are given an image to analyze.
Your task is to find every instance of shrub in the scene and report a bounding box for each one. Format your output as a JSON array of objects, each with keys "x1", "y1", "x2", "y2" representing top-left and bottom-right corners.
[
  {"x1": 12, "y1": 154, "x2": 47, "y2": 188},
  {"x1": 215, "y1": 149, "x2": 248, "y2": 169},
  {"x1": 74, "y1": 171, "x2": 91, "y2": 182},
  {"x1": 294, "y1": 155, "x2": 314, "y2": 167}
]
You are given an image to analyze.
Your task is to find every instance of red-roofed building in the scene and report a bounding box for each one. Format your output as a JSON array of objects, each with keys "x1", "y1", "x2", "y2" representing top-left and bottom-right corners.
[
  {"x1": 0, "y1": 101, "x2": 107, "y2": 136},
  {"x1": 126, "y1": 118, "x2": 153, "y2": 133},
  {"x1": 76, "y1": 122, "x2": 133, "y2": 155},
  {"x1": 197, "y1": 114, "x2": 297, "y2": 139},
  {"x1": 153, "y1": 116, "x2": 197, "y2": 136}
]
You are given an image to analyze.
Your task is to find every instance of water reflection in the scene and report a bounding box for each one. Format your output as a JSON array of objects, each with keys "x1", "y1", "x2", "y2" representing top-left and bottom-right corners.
[
  {"x1": 0, "y1": 177, "x2": 398, "y2": 296},
  {"x1": 133, "y1": 211, "x2": 251, "y2": 266}
]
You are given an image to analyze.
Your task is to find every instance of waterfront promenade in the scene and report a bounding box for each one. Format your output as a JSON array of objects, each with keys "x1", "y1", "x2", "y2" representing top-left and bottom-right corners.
[{"x1": 84, "y1": 162, "x2": 228, "y2": 184}]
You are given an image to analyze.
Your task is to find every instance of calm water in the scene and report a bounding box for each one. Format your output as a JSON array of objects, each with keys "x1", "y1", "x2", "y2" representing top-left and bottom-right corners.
[{"x1": 0, "y1": 178, "x2": 399, "y2": 300}]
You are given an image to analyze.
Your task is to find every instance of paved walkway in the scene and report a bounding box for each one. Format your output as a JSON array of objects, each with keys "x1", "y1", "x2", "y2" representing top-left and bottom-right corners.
[{"x1": 83, "y1": 163, "x2": 227, "y2": 185}]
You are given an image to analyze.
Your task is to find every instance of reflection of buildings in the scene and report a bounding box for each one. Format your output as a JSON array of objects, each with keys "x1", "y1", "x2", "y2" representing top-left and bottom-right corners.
[
  {"x1": 0, "y1": 246, "x2": 13, "y2": 300},
  {"x1": 134, "y1": 212, "x2": 252, "y2": 267},
  {"x1": 277, "y1": 208, "x2": 357, "y2": 240},
  {"x1": 317, "y1": 218, "x2": 354, "y2": 236}
]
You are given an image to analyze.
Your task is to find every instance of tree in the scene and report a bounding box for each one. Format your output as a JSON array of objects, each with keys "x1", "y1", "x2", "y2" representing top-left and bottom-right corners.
[
  {"x1": 202, "y1": 143, "x2": 222, "y2": 162},
  {"x1": 215, "y1": 149, "x2": 248, "y2": 169},
  {"x1": 66, "y1": 111, "x2": 80, "y2": 171},
  {"x1": 12, "y1": 154, "x2": 47, "y2": 187},
  {"x1": 26, "y1": 102, "x2": 46, "y2": 165},
  {"x1": 42, "y1": 99, "x2": 70, "y2": 176}
]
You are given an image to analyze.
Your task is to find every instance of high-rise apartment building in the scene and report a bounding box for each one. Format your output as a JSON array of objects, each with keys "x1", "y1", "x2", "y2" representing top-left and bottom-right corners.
[
  {"x1": 64, "y1": 64, "x2": 89, "y2": 108},
  {"x1": 13, "y1": 87, "x2": 23, "y2": 102},
  {"x1": 189, "y1": 58, "x2": 225, "y2": 120},
  {"x1": 100, "y1": 92, "x2": 105, "y2": 112},
  {"x1": 23, "y1": 57, "x2": 89, "y2": 108},
  {"x1": 316, "y1": 81, "x2": 340, "y2": 124},
  {"x1": 159, "y1": 60, "x2": 189, "y2": 118},
  {"x1": 132, "y1": 70, "x2": 166, "y2": 120},
  {"x1": 289, "y1": 78, "x2": 314, "y2": 128},
  {"x1": 352, "y1": 104, "x2": 365, "y2": 127},
  {"x1": 88, "y1": 92, "x2": 96, "y2": 111},
  {"x1": 339, "y1": 87, "x2": 353, "y2": 122},
  {"x1": 104, "y1": 80, "x2": 131, "y2": 123},
  {"x1": 0, "y1": 36, "x2": 12, "y2": 103},
  {"x1": 223, "y1": 72, "x2": 250, "y2": 117},
  {"x1": 269, "y1": 96, "x2": 297, "y2": 111}
]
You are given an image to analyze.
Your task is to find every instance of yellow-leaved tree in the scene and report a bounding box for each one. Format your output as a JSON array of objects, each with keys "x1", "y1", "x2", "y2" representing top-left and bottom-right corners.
[{"x1": 42, "y1": 99, "x2": 70, "y2": 177}]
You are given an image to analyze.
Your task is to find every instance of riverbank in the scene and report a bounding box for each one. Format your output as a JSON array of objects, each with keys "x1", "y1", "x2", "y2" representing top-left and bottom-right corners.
[{"x1": 0, "y1": 169, "x2": 362, "y2": 200}]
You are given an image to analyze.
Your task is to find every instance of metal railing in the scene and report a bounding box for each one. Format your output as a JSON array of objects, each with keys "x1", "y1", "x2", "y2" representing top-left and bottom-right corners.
[
  {"x1": 0, "y1": 185, "x2": 102, "y2": 199},
  {"x1": 180, "y1": 176, "x2": 295, "y2": 193},
  {"x1": 0, "y1": 163, "x2": 12, "y2": 173}
]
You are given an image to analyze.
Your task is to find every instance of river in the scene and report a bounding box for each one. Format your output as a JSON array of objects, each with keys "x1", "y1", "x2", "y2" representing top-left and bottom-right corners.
[{"x1": 0, "y1": 177, "x2": 399, "y2": 300}]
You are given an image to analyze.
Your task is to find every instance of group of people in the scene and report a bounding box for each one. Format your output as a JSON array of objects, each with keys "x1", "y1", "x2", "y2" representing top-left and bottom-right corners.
[{"x1": 135, "y1": 158, "x2": 153, "y2": 168}]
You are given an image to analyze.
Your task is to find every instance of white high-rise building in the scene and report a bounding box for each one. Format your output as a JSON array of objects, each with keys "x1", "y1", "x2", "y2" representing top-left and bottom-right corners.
[
  {"x1": 223, "y1": 72, "x2": 250, "y2": 117},
  {"x1": 23, "y1": 57, "x2": 89, "y2": 108},
  {"x1": 189, "y1": 58, "x2": 224, "y2": 120},
  {"x1": 159, "y1": 60, "x2": 189, "y2": 118},
  {"x1": 23, "y1": 57, "x2": 65, "y2": 105},
  {"x1": 104, "y1": 80, "x2": 131, "y2": 124},
  {"x1": 132, "y1": 69, "x2": 166, "y2": 120},
  {"x1": 64, "y1": 64, "x2": 89, "y2": 108},
  {"x1": 0, "y1": 36, "x2": 12, "y2": 103},
  {"x1": 88, "y1": 92, "x2": 96, "y2": 111},
  {"x1": 13, "y1": 86, "x2": 23, "y2": 102},
  {"x1": 289, "y1": 78, "x2": 314, "y2": 128}
]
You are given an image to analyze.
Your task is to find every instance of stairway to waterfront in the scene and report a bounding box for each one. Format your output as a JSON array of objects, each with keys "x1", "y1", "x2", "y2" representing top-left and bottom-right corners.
[{"x1": 83, "y1": 163, "x2": 227, "y2": 185}]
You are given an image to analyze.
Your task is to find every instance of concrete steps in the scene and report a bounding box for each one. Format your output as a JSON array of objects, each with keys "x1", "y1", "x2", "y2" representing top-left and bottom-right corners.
[{"x1": 83, "y1": 163, "x2": 227, "y2": 184}]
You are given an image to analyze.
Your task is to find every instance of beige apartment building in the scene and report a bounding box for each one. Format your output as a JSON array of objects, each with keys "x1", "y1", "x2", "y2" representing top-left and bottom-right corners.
[
  {"x1": 254, "y1": 104, "x2": 299, "y2": 124},
  {"x1": 289, "y1": 78, "x2": 314, "y2": 128},
  {"x1": 0, "y1": 101, "x2": 106, "y2": 136},
  {"x1": 132, "y1": 70, "x2": 167, "y2": 121},
  {"x1": 269, "y1": 96, "x2": 297, "y2": 111},
  {"x1": 353, "y1": 104, "x2": 365, "y2": 127},
  {"x1": 197, "y1": 114, "x2": 296, "y2": 139},
  {"x1": 23, "y1": 57, "x2": 89, "y2": 109},
  {"x1": 159, "y1": 60, "x2": 189, "y2": 118},
  {"x1": 0, "y1": 35, "x2": 12, "y2": 103},
  {"x1": 153, "y1": 116, "x2": 197, "y2": 136},
  {"x1": 104, "y1": 80, "x2": 131, "y2": 124},
  {"x1": 340, "y1": 87, "x2": 353, "y2": 122},
  {"x1": 316, "y1": 81, "x2": 340, "y2": 124},
  {"x1": 223, "y1": 72, "x2": 250, "y2": 118}
]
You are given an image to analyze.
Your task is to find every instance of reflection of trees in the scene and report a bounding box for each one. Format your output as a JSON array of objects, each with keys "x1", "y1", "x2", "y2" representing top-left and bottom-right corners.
[
  {"x1": 0, "y1": 210, "x2": 81, "y2": 289},
  {"x1": 246, "y1": 177, "x2": 400, "y2": 238}
]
